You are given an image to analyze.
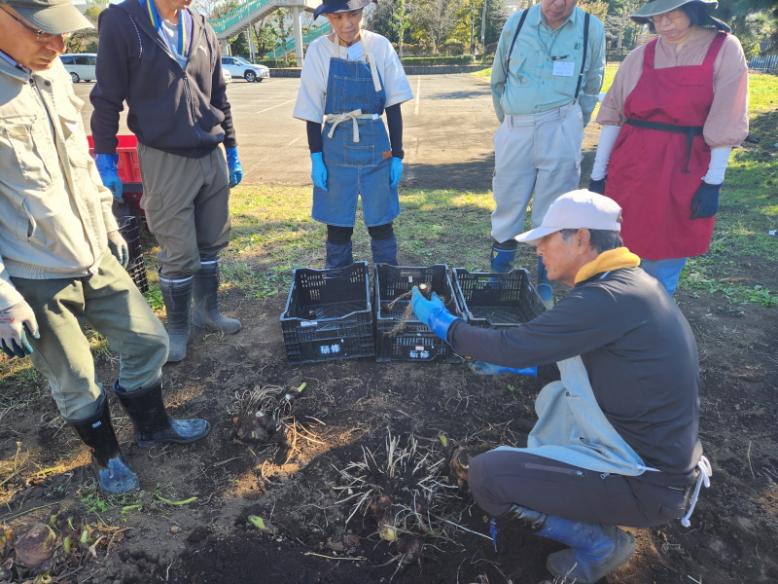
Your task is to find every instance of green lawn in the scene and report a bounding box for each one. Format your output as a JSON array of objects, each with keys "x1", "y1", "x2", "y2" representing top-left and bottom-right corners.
[{"x1": 221, "y1": 72, "x2": 778, "y2": 306}]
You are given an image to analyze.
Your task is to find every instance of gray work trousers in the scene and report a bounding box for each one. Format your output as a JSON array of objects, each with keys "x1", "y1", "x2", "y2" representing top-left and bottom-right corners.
[
  {"x1": 12, "y1": 252, "x2": 168, "y2": 422},
  {"x1": 138, "y1": 144, "x2": 231, "y2": 278},
  {"x1": 468, "y1": 450, "x2": 693, "y2": 528},
  {"x1": 491, "y1": 103, "x2": 583, "y2": 243}
]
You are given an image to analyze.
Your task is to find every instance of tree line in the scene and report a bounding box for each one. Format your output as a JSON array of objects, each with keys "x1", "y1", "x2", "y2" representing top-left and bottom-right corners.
[{"x1": 64, "y1": 0, "x2": 776, "y2": 63}]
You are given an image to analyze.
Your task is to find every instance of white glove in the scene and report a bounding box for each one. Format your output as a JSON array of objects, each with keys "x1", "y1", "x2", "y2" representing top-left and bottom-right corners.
[
  {"x1": 107, "y1": 230, "x2": 129, "y2": 268},
  {"x1": 0, "y1": 300, "x2": 39, "y2": 358}
]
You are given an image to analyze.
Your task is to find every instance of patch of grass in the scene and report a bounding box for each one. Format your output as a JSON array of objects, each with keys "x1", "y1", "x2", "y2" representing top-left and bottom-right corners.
[
  {"x1": 0, "y1": 357, "x2": 39, "y2": 387},
  {"x1": 80, "y1": 489, "x2": 110, "y2": 514}
]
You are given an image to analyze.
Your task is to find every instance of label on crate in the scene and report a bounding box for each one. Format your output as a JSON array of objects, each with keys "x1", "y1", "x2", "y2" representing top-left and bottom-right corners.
[
  {"x1": 409, "y1": 349, "x2": 430, "y2": 360},
  {"x1": 301, "y1": 321, "x2": 319, "y2": 328},
  {"x1": 319, "y1": 343, "x2": 342, "y2": 355}
]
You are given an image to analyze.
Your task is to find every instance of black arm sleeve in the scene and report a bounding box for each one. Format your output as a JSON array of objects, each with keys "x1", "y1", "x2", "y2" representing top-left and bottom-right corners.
[
  {"x1": 385, "y1": 103, "x2": 404, "y2": 159},
  {"x1": 306, "y1": 121, "x2": 324, "y2": 153}
]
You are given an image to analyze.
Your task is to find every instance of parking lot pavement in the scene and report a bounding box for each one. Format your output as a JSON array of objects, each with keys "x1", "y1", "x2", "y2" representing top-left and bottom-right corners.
[{"x1": 74, "y1": 74, "x2": 498, "y2": 191}]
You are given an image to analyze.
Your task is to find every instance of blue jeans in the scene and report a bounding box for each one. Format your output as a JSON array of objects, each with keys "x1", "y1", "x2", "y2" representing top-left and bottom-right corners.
[{"x1": 640, "y1": 258, "x2": 687, "y2": 295}]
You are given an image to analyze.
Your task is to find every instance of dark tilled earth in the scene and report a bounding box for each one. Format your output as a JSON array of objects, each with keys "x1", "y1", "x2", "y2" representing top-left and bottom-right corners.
[{"x1": 1, "y1": 76, "x2": 776, "y2": 584}]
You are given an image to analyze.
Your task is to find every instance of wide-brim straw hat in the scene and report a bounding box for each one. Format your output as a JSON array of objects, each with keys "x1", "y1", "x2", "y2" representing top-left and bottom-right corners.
[{"x1": 314, "y1": 0, "x2": 375, "y2": 19}]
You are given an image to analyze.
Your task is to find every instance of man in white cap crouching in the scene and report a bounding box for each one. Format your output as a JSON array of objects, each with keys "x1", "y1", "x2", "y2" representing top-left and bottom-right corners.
[{"x1": 410, "y1": 190, "x2": 711, "y2": 583}]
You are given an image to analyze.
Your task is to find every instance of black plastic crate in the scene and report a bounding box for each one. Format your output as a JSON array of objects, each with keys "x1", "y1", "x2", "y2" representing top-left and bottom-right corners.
[
  {"x1": 452, "y1": 268, "x2": 545, "y2": 328},
  {"x1": 281, "y1": 262, "x2": 374, "y2": 364},
  {"x1": 118, "y1": 216, "x2": 149, "y2": 294},
  {"x1": 374, "y1": 264, "x2": 463, "y2": 363}
]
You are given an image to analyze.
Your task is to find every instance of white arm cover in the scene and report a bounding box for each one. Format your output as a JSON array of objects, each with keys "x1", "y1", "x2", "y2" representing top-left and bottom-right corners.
[
  {"x1": 590, "y1": 125, "x2": 621, "y2": 181},
  {"x1": 702, "y1": 146, "x2": 732, "y2": 185}
]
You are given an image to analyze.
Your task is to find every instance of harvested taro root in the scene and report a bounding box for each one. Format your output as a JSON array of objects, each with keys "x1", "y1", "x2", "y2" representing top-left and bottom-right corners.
[
  {"x1": 228, "y1": 383, "x2": 313, "y2": 464},
  {"x1": 14, "y1": 523, "x2": 56, "y2": 570},
  {"x1": 386, "y1": 283, "x2": 451, "y2": 336}
]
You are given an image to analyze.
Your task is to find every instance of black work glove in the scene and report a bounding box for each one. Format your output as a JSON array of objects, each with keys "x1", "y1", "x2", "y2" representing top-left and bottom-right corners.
[
  {"x1": 690, "y1": 182, "x2": 721, "y2": 219},
  {"x1": 588, "y1": 177, "x2": 606, "y2": 195}
]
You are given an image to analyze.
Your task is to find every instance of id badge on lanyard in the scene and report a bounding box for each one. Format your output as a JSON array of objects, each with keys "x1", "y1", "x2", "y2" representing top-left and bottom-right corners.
[{"x1": 552, "y1": 60, "x2": 575, "y2": 77}]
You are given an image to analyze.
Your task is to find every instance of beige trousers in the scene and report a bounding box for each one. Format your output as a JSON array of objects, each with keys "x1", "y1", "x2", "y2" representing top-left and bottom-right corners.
[
  {"x1": 138, "y1": 144, "x2": 231, "y2": 278},
  {"x1": 12, "y1": 253, "x2": 168, "y2": 422},
  {"x1": 491, "y1": 102, "x2": 584, "y2": 243}
]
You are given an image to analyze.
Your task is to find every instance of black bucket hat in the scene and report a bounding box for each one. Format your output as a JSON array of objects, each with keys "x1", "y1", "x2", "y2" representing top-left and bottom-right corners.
[{"x1": 314, "y1": 0, "x2": 375, "y2": 19}]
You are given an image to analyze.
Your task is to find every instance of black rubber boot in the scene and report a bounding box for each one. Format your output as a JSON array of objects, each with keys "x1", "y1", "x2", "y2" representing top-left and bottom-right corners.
[
  {"x1": 192, "y1": 260, "x2": 241, "y2": 334},
  {"x1": 114, "y1": 382, "x2": 210, "y2": 448},
  {"x1": 70, "y1": 397, "x2": 139, "y2": 495},
  {"x1": 159, "y1": 275, "x2": 192, "y2": 363}
]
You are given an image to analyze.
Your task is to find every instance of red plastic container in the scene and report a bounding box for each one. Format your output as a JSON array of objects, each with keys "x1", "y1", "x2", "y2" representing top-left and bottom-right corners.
[
  {"x1": 87, "y1": 134, "x2": 144, "y2": 214},
  {"x1": 86, "y1": 134, "x2": 142, "y2": 184}
]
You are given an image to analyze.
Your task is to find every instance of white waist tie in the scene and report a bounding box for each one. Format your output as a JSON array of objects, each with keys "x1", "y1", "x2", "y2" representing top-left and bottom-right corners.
[
  {"x1": 680, "y1": 455, "x2": 713, "y2": 528},
  {"x1": 325, "y1": 109, "x2": 380, "y2": 143}
]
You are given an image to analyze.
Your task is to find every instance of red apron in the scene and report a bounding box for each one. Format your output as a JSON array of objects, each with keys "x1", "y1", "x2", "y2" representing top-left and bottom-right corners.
[{"x1": 605, "y1": 33, "x2": 727, "y2": 260}]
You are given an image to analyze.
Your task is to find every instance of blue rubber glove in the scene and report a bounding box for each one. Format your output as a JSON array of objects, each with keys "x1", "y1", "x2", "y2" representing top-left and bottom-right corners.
[
  {"x1": 226, "y1": 146, "x2": 243, "y2": 187},
  {"x1": 390, "y1": 157, "x2": 403, "y2": 188},
  {"x1": 411, "y1": 287, "x2": 459, "y2": 342},
  {"x1": 690, "y1": 182, "x2": 720, "y2": 219},
  {"x1": 311, "y1": 152, "x2": 328, "y2": 191},
  {"x1": 469, "y1": 360, "x2": 538, "y2": 377},
  {"x1": 95, "y1": 153, "x2": 123, "y2": 201}
]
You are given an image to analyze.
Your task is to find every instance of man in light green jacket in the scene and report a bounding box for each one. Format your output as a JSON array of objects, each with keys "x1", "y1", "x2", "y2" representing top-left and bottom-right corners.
[
  {"x1": 489, "y1": 0, "x2": 605, "y2": 308},
  {"x1": 0, "y1": 0, "x2": 209, "y2": 495}
]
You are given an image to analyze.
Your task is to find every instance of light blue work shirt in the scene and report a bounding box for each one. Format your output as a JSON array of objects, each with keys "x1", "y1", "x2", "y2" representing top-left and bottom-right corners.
[
  {"x1": 490, "y1": 4, "x2": 605, "y2": 125},
  {"x1": 0, "y1": 49, "x2": 30, "y2": 76}
]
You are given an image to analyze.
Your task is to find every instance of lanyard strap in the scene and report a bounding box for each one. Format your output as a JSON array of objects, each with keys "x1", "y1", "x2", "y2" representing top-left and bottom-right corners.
[{"x1": 144, "y1": 0, "x2": 188, "y2": 56}]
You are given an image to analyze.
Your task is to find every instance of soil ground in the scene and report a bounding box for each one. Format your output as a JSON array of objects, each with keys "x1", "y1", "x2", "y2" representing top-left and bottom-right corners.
[{"x1": 0, "y1": 75, "x2": 776, "y2": 584}]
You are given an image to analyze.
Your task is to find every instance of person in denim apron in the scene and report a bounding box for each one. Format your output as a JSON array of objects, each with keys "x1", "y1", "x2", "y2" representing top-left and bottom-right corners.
[{"x1": 294, "y1": 0, "x2": 412, "y2": 268}]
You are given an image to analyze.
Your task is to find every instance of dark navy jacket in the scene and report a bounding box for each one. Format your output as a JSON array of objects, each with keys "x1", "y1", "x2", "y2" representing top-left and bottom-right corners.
[{"x1": 90, "y1": 0, "x2": 236, "y2": 157}]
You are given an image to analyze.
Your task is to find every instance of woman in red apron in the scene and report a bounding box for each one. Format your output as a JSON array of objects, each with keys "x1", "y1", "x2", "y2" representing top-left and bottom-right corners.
[{"x1": 588, "y1": 0, "x2": 748, "y2": 294}]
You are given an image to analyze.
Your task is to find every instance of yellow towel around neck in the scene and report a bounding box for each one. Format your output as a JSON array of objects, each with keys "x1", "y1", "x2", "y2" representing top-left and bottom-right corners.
[{"x1": 574, "y1": 247, "x2": 641, "y2": 285}]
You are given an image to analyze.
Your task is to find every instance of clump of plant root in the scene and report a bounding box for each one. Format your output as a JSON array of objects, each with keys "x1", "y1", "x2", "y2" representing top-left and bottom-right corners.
[
  {"x1": 333, "y1": 430, "x2": 464, "y2": 577},
  {"x1": 228, "y1": 383, "x2": 315, "y2": 464}
]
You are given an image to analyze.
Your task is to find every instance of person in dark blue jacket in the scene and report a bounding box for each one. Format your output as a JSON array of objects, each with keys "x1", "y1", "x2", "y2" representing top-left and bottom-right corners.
[{"x1": 91, "y1": 0, "x2": 243, "y2": 363}]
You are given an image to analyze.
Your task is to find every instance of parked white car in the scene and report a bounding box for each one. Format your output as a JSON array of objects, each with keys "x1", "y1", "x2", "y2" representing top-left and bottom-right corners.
[
  {"x1": 222, "y1": 68, "x2": 232, "y2": 84},
  {"x1": 221, "y1": 56, "x2": 270, "y2": 83},
  {"x1": 60, "y1": 53, "x2": 97, "y2": 83}
]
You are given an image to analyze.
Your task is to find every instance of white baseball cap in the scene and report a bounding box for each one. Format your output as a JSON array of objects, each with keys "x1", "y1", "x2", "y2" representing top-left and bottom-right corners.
[{"x1": 515, "y1": 189, "x2": 623, "y2": 246}]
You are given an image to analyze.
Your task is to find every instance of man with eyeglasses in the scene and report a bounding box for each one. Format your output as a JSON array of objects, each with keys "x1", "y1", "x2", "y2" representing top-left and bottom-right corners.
[
  {"x1": 489, "y1": 0, "x2": 605, "y2": 309},
  {"x1": 0, "y1": 0, "x2": 210, "y2": 496}
]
